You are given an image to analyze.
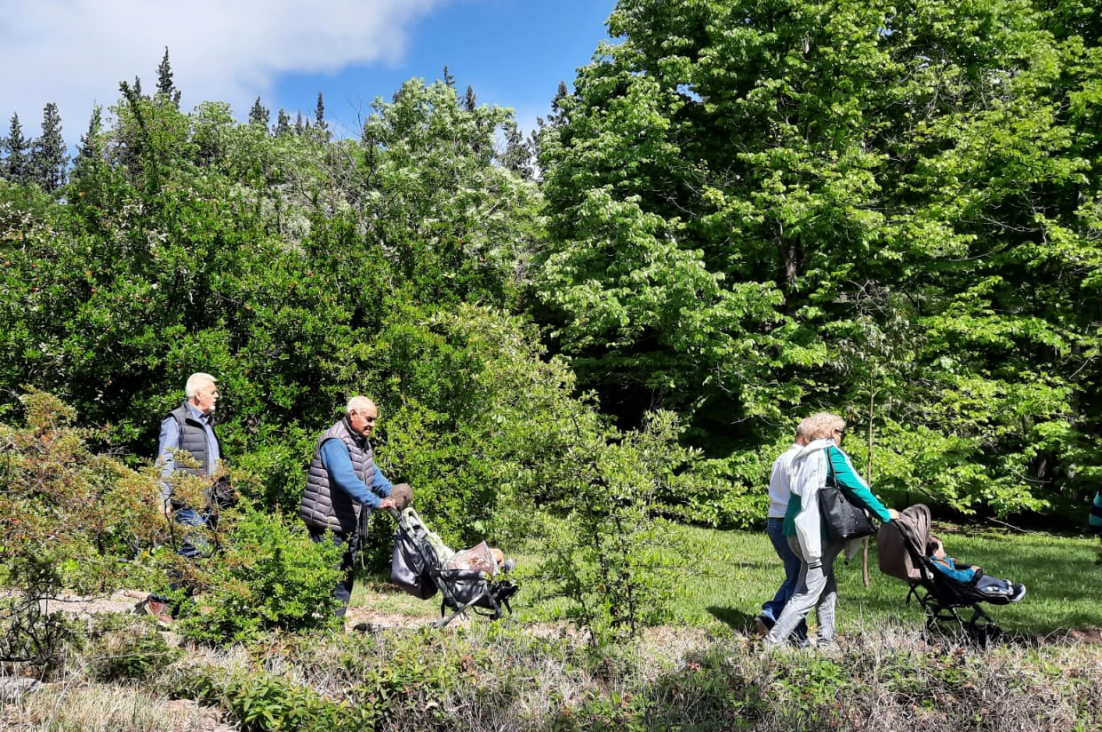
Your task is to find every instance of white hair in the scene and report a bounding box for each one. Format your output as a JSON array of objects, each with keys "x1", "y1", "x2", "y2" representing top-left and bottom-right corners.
[
  {"x1": 185, "y1": 372, "x2": 217, "y2": 398},
  {"x1": 346, "y1": 396, "x2": 376, "y2": 415}
]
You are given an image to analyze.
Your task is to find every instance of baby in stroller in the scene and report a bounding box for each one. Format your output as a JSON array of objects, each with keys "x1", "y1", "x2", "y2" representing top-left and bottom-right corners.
[
  {"x1": 926, "y1": 535, "x2": 1026, "y2": 603},
  {"x1": 390, "y1": 503, "x2": 518, "y2": 627}
]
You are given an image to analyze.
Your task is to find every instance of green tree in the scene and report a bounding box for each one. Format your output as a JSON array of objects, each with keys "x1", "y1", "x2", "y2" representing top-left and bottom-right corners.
[
  {"x1": 535, "y1": 0, "x2": 1102, "y2": 516},
  {"x1": 275, "y1": 108, "x2": 291, "y2": 137},
  {"x1": 155, "y1": 46, "x2": 181, "y2": 105},
  {"x1": 313, "y1": 91, "x2": 330, "y2": 141},
  {"x1": 2, "y1": 113, "x2": 31, "y2": 184},
  {"x1": 501, "y1": 119, "x2": 533, "y2": 179},
  {"x1": 249, "y1": 97, "x2": 270, "y2": 128},
  {"x1": 31, "y1": 102, "x2": 68, "y2": 193}
]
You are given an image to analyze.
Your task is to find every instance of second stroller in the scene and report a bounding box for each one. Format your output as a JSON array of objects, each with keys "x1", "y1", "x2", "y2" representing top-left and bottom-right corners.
[{"x1": 877, "y1": 504, "x2": 1022, "y2": 646}]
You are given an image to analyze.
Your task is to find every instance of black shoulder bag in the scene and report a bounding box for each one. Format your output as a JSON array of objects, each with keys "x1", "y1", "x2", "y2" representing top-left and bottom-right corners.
[{"x1": 817, "y1": 448, "x2": 876, "y2": 542}]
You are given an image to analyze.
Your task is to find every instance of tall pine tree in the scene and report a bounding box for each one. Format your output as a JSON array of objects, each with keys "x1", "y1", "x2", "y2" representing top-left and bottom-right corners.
[
  {"x1": 31, "y1": 102, "x2": 68, "y2": 192},
  {"x1": 275, "y1": 109, "x2": 291, "y2": 137},
  {"x1": 249, "y1": 97, "x2": 270, "y2": 128},
  {"x1": 2, "y1": 113, "x2": 30, "y2": 184},
  {"x1": 156, "y1": 47, "x2": 181, "y2": 105},
  {"x1": 314, "y1": 92, "x2": 330, "y2": 141},
  {"x1": 70, "y1": 106, "x2": 103, "y2": 184}
]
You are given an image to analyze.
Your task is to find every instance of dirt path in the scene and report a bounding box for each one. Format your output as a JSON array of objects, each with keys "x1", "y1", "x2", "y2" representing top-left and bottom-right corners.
[{"x1": 34, "y1": 589, "x2": 1102, "y2": 644}]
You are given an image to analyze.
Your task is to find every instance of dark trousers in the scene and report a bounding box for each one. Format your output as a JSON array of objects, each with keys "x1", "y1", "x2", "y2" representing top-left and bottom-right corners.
[
  {"x1": 151, "y1": 505, "x2": 212, "y2": 609},
  {"x1": 308, "y1": 525, "x2": 359, "y2": 617}
]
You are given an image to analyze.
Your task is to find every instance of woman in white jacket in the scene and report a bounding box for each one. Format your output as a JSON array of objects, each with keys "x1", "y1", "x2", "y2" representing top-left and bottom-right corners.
[{"x1": 763, "y1": 412, "x2": 897, "y2": 649}]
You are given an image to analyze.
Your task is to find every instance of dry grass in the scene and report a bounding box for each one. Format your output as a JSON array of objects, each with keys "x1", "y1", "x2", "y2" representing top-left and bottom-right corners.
[
  {"x1": 0, "y1": 680, "x2": 234, "y2": 732},
  {"x1": 4, "y1": 614, "x2": 1102, "y2": 731}
]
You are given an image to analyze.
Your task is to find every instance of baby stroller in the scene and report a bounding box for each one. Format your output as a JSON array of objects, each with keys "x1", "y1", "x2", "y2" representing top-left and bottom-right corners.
[
  {"x1": 877, "y1": 504, "x2": 1007, "y2": 647},
  {"x1": 388, "y1": 507, "x2": 518, "y2": 628}
]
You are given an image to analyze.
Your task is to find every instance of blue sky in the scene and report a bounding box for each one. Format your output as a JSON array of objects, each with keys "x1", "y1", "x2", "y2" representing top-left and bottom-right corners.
[{"x1": 0, "y1": 0, "x2": 619, "y2": 145}]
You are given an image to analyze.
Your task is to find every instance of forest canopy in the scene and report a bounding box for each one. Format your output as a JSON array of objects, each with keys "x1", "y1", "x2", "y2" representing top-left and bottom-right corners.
[{"x1": 1, "y1": 0, "x2": 1100, "y2": 538}]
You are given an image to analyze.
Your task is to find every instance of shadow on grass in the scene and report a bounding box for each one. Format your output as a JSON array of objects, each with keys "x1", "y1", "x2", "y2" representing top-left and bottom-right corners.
[{"x1": 707, "y1": 606, "x2": 756, "y2": 633}]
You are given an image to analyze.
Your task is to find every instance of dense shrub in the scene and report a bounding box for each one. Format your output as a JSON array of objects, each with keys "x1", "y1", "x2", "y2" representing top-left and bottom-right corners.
[{"x1": 175, "y1": 509, "x2": 346, "y2": 644}]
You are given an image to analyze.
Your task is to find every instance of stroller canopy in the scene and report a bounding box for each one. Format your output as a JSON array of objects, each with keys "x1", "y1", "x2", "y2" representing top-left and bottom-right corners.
[{"x1": 877, "y1": 503, "x2": 932, "y2": 583}]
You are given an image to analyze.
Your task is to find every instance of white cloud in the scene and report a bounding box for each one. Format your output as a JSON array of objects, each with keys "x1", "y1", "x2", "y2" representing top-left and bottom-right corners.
[{"x1": 0, "y1": 0, "x2": 449, "y2": 138}]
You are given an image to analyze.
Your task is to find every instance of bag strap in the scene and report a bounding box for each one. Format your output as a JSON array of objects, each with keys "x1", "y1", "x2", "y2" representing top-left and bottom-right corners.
[
  {"x1": 823, "y1": 446, "x2": 838, "y2": 489},
  {"x1": 823, "y1": 446, "x2": 862, "y2": 506}
]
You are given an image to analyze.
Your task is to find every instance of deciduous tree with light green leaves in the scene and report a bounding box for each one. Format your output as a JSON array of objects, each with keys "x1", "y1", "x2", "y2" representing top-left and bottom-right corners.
[{"x1": 536, "y1": 0, "x2": 1102, "y2": 518}]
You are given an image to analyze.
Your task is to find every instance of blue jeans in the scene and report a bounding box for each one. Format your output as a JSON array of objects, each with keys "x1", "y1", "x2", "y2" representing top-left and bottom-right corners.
[
  {"x1": 174, "y1": 506, "x2": 212, "y2": 559},
  {"x1": 150, "y1": 506, "x2": 212, "y2": 608},
  {"x1": 762, "y1": 517, "x2": 807, "y2": 639}
]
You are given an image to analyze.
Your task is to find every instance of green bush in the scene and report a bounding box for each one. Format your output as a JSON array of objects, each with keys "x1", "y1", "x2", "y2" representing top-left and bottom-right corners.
[
  {"x1": 224, "y1": 672, "x2": 378, "y2": 732},
  {"x1": 176, "y1": 510, "x2": 346, "y2": 645},
  {"x1": 517, "y1": 411, "x2": 694, "y2": 646}
]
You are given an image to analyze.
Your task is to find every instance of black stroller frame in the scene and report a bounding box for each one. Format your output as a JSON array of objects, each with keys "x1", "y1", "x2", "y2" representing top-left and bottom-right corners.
[
  {"x1": 389, "y1": 507, "x2": 518, "y2": 628},
  {"x1": 877, "y1": 504, "x2": 1006, "y2": 647}
]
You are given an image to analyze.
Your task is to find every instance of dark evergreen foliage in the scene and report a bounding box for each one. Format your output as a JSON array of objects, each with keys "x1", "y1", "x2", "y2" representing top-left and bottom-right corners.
[
  {"x1": 275, "y1": 108, "x2": 291, "y2": 137},
  {"x1": 30, "y1": 103, "x2": 68, "y2": 193},
  {"x1": 155, "y1": 47, "x2": 181, "y2": 105},
  {"x1": 2, "y1": 113, "x2": 31, "y2": 184},
  {"x1": 249, "y1": 97, "x2": 270, "y2": 128}
]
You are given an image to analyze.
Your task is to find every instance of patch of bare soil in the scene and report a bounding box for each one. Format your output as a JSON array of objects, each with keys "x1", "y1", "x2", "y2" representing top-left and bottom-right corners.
[{"x1": 39, "y1": 589, "x2": 438, "y2": 634}]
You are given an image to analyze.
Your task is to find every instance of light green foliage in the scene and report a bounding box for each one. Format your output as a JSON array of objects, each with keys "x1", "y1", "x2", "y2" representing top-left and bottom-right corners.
[
  {"x1": 358, "y1": 79, "x2": 543, "y2": 306},
  {"x1": 537, "y1": 0, "x2": 1102, "y2": 517},
  {"x1": 518, "y1": 411, "x2": 694, "y2": 646}
]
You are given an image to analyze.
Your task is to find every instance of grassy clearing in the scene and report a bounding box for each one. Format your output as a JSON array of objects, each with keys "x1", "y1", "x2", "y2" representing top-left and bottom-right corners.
[
  {"x1": 352, "y1": 522, "x2": 1102, "y2": 639},
  {"x1": 6, "y1": 524, "x2": 1102, "y2": 732}
]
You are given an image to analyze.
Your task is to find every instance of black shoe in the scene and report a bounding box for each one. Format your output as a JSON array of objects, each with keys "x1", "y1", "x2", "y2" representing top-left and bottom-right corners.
[
  {"x1": 754, "y1": 614, "x2": 775, "y2": 636},
  {"x1": 1010, "y1": 583, "x2": 1026, "y2": 602}
]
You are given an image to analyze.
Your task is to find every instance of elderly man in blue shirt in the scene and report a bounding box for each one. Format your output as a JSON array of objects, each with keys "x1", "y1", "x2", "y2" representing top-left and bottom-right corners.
[{"x1": 301, "y1": 396, "x2": 399, "y2": 616}]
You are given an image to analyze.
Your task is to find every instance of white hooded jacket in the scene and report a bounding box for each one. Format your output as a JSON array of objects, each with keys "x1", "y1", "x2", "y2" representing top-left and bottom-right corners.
[{"x1": 787, "y1": 437, "x2": 836, "y2": 562}]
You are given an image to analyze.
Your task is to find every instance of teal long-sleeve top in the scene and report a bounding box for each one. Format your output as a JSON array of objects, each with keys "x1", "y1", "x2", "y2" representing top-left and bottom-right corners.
[
  {"x1": 319, "y1": 439, "x2": 393, "y2": 509},
  {"x1": 783, "y1": 444, "x2": 892, "y2": 536}
]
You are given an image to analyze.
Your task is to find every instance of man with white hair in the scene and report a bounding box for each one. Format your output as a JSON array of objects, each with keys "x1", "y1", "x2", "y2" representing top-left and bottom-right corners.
[
  {"x1": 158, "y1": 373, "x2": 222, "y2": 497},
  {"x1": 300, "y1": 396, "x2": 399, "y2": 616},
  {"x1": 143, "y1": 372, "x2": 224, "y2": 624}
]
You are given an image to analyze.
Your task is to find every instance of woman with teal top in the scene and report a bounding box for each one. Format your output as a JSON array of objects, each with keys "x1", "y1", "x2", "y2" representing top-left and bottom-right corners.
[{"x1": 763, "y1": 412, "x2": 898, "y2": 649}]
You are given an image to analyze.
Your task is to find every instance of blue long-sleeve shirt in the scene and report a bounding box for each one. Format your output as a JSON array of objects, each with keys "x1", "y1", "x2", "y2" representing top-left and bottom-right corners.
[
  {"x1": 319, "y1": 439, "x2": 392, "y2": 508},
  {"x1": 929, "y1": 555, "x2": 978, "y2": 584}
]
